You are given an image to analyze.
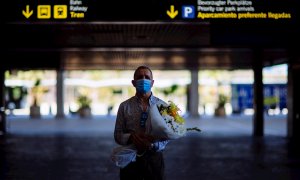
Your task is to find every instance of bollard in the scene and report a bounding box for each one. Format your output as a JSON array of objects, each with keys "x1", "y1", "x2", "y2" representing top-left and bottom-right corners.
[{"x1": 0, "y1": 106, "x2": 6, "y2": 136}]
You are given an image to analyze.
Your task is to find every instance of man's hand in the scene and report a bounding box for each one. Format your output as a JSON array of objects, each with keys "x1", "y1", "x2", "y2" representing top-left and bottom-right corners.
[{"x1": 129, "y1": 132, "x2": 153, "y2": 153}]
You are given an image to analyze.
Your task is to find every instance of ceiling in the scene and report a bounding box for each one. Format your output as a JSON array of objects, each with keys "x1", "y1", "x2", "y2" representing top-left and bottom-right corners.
[
  {"x1": 4, "y1": 22, "x2": 211, "y2": 48},
  {"x1": 3, "y1": 21, "x2": 298, "y2": 70}
]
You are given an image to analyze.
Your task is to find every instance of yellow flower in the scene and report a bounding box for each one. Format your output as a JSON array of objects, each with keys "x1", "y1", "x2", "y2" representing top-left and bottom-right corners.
[
  {"x1": 160, "y1": 109, "x2": 168, "y2": 116},
  {"x1": 158, "y1": 101, "x2": 185, "y2": 124},
  {"x1": 174, "y1": 115, "x2": 185, "y2": 124}
]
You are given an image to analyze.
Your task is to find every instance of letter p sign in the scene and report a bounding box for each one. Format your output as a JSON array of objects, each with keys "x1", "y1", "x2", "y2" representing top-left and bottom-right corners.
[{"x1": 182, "y1": 6, "x2": 195, "y2": 19}]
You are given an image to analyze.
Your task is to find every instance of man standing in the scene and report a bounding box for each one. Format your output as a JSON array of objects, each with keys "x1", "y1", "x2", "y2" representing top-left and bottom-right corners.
[{"x1": 114, "y1": 66, "x2": 169, "y2": 180}]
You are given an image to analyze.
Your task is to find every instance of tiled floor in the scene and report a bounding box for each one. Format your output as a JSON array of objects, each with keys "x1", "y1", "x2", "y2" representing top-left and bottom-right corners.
[{"x1": 1, "y1": 115, "x2": 299, "y2": 180}]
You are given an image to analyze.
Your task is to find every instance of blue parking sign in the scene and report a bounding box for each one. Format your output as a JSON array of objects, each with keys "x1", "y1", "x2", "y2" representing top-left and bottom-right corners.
[{"x1": 182, "y1": 6, "x2": 195, "y2": 19}]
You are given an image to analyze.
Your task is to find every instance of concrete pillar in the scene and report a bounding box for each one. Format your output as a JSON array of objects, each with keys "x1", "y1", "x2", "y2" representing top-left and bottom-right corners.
[
  {"x1": 287, "y1": 50, "x2": 300, "y2": 139},
  {"x1": 188, "y1": 70, "x2": 199, "y2": 118},
  {"x1": 0, "y1": 69, "x2": 6, "y2": 136},
  {"x1": 56, "y1": 69, "x2": 65, "y2": 118},
  {"x1": 252, "y1": 49, "x2": 264, "y2": 137}
]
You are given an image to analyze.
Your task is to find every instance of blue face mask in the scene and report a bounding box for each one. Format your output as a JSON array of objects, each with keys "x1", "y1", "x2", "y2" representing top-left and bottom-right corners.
[{"x1": 135, "y1": 79, "x2": 152, "y2": 94}]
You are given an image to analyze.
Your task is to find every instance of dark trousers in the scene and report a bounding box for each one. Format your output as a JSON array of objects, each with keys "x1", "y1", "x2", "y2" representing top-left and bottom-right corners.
[{"x1": 120, "y1": 151, "x2": 165, "y2": 180}]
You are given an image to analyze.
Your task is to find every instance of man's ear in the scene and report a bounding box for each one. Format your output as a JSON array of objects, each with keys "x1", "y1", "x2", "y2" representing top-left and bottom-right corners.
[
  {"x1": 151, "y1": 80, "x2": 154, "y2": 87},
  {"x1": 132, "y1": 80, "x2": 136, "y2": 87}
]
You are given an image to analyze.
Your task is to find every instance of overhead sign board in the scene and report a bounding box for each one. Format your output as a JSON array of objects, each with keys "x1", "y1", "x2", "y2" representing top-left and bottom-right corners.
[{"x1": 3, "y1": 0, "x2": 298, "y2": 23}]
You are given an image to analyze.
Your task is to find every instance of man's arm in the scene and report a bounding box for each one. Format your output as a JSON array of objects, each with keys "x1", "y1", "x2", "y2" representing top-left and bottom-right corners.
[{"x1": 114, "y1": 103, "x2": 131, "y2": 145}]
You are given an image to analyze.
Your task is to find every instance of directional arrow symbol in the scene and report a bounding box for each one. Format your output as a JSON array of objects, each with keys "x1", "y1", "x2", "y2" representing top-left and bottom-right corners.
[
  {"x1": 22, "y1": 5, "x2": 33, "y2": 19},
  {"x1": 166, "y1": 5, "x2": 178, "y2": 19}
]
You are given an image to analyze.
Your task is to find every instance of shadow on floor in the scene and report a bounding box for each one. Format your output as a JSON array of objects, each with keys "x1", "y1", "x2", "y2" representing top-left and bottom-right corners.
[{"x1": 1, "y1": 115, "x2": 299, "y2": 180}]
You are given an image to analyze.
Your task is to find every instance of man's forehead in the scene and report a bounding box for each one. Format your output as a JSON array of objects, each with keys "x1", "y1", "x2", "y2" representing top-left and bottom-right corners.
[
  {"x1": 134, "y1": 68, "x2": 153, "y2": 79},
  {"x1": 136, "y1": 68, "x2": 151, "y2": 74}
]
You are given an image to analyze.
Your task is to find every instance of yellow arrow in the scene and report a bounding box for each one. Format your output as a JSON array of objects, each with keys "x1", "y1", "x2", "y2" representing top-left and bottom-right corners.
[
  {"x1": 22, "y1": 5, "x2": 33, "y2": 19},
  {"x1": 166, "y1": 5, "x2": 178, "y2": 19}
]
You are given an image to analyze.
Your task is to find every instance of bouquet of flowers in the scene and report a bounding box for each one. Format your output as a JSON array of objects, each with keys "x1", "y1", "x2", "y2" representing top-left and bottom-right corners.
[
  {"x1": 111, "y1": 101, "x2": 200, "y2": 168},
  {"x1": 150, "y1": 101, "x2": 201, "y2": 140}
]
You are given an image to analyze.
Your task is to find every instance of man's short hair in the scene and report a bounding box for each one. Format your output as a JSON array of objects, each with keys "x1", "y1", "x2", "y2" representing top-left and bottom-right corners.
[{"x1": 133, "y1": 66, "x2": 153, "y2": 79}]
